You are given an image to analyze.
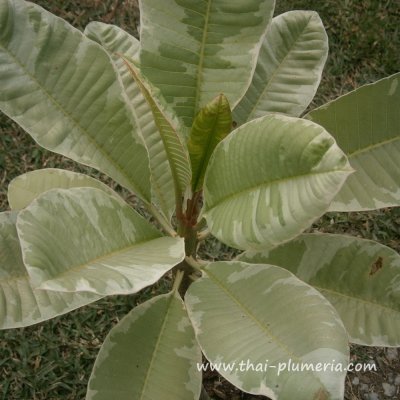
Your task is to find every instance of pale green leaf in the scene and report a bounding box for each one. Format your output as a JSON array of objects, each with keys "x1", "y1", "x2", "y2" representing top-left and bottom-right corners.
[
  {"x1": 122, "y1": 58, "x2": 191, "y2": 199},
  {"x1": 307, "y1": 73, "x2": 400, "y2": 211},
  {"x1": 8, "y1": 168, "x2": 118, "y2": 210},
  {"x1": 203, "y1": 114, "x2": 352, "y2": 250},
  {"x1": 185, "y1": 261, "x2": 349, "y2": 399},
  {"x1": 188, "y1": 94, "x2": 232, "y2": 192},
  {"x1": 0, "y1": 211, "x2": 101, "y2": 329},
  {"x1": 139, "y1": 0, "x2": 276, "y2": 130},
  {"x1": 17, "y1": 188, "x2": 185, "y2": 296},
  {"x1": 239, "y1": 233, "x2": 400, "y2": 347},
  {"x1": 0, "y1": 0, "x2": 151, "y2": 202},
  {"x1": 84, "y1": 21, "x2": 140, "y2": 63},
  {"x1": 87, "y1": 292, "x2": 201, "y2": 400},
  {"x1": 84, "y1": 22, "x2": 175, "y2": 220},
  {"x1": 233, "y1": 11, "x2": 328, "y2": 125}
]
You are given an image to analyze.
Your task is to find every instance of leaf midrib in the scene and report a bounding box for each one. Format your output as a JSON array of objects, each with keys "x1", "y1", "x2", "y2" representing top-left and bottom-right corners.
[
  {"x1": 38, "y1": 234, "x2": 163, "y2": 284},
  {"x1": 205, "y1": 167, "x2": 350, "y2": 212},
  {"x1": 204, "y1": 266, "x2": 329, "y2": 390},
  {"x1": 245, "y1": 14, "x2": 314, "y2": 122},
  {"x1": 317, "y1": 285, "x2": 400, "y2": 316},
  {"x1": 123, "y1": 60, "x2": 191, "y2": 195},
  {"x1": 206, "y1": 268, "x2": 300, "y2": 360},
  {"x1": 138, "y1": 294, "x2": 175, "y2": 400},
  {"x1": 347, "y1": 135, "x2": 400, "y2": 157},
  {"x1": 193, "y1": 0, "x2": 212, "y2": 118}
]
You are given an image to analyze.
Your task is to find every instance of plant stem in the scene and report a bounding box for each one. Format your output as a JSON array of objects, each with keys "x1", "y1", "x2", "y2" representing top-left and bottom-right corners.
[
  {"x1": 177, "y1": 191, "x2": 203, "y2": 256},
  {"x1": 174, "y1": 259, "x2": 200, "y2": 297},
  {"x1": 147, "y1": 203, "x2": 177, "y2": 237},
  {"x1": 185, "y1": 256, "x2": 205, "y2": 270},
  {"x1": 172, "y1": 269, "x2": 185, "y2": 292}
]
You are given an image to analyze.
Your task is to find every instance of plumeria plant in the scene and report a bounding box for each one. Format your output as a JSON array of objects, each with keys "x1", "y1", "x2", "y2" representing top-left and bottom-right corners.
[{"x1": 0, "y1": 0, "x2": 399, "y2": 399}]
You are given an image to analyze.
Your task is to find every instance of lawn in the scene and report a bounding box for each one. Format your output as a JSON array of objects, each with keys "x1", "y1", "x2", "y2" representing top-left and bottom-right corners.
[{"x1": 0, "y1": 1, "x2": 399, "y2": 399}]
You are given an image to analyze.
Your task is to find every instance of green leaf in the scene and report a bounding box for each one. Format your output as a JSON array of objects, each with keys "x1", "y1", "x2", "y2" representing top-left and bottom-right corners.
[
  {"x1": 307, "y1": 73, "x2": 400, "y2": 211},
  {"x1": 84, "y1": 22, "x2": 175, "y2": 220},
  {"x1": 203, "y1": 114, "x2": 352, "y2": 250},
  {"x1": 139, "y1": 0, "x2": 276, "y2": 130},
  {"x1": 185, "y1": 261, "x2": 349, "y2": 399},
  {"x1": 0, "y1": 211, "x2": 101, "y2": 329},
  {"x1": 87, "y1": 291, "x2": 201, "y2": 400},
  {"x1": 239, "y1": 233, "x2": 400, "y2": 347},
  {"x1": 122, "y1": 58, "x2": 191, "y2": 199},
  {"x1": 17, "y1": 188, "x2": 185, "y2": 296},
  {"x1": 0, "y1": 0, "x2": 151, "y2": 202},
  {"x1": 234, "y1": 11, "x2": 328, "y2": 125},
  {"x1": 8, "y1": 168, "x2": 118, "y2": 210},
  {"x1": 188, "y1": 94, "x2": 232, "y2": 192}
]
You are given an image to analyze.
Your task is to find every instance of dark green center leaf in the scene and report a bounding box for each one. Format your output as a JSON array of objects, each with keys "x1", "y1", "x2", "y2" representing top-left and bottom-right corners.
[{"x1": 188, "y1": 94, "x2": 232, "y2": 193}]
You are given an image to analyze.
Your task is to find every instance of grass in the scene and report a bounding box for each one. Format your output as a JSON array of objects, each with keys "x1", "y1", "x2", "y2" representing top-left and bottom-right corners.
[
  {"x1": 0, "y1": 1, "x2": 399, "y2": 399},
  {"x1": 275, "y1": 0, "x2": 399, "y2": 105}
]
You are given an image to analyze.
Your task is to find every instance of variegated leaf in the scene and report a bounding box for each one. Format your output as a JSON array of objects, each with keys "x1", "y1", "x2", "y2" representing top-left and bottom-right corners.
[
  {"x1": 203, "y1": 114, "x2": 353, "y2": 250},
  {"x1": 8, "y1": 168, "x2": 118, "y2": 210},
  {"x1": 87, "y1": 292, "x2": 201, "y2": 400},
  {"x1": 122, "y1": 58, "x2": 192, "y2": 199},
  {"x1": 84, "y1": 21, "x2": 140, "y2": 62},
  {"x1": 185, "y1": 261, "x2": 349, "y2": 399},
  {"x1": 307, "y1": 73, "x2": 400, "y2": 211},
  {"x1": 239, "y1": 233, "x2": 400, "y2": 347},
  {"x1": 0, "y1": 211, "x2": 101, "y2": 329},
  {"x1": 0, "y1": 0, "x2": 151, "y2": 202},
  {"x1": 234, "y1": 10, "x2": 328, "y2": 125},
  {"x1": 139, "y1": 0, "x2": 276, "y2": 130},
  {"x1": 17, "y1": 188, "x2": 185, "y2": 296},
  {"x1": 84, "y1": 22, "x2": 175, "y2": 220}
]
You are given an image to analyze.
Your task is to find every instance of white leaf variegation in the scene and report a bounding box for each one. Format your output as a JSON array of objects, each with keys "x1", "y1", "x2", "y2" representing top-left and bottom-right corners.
[
  {"x1": 307, "y1": 73, "x2": 400, "y2": 211},
  {"x1": 0, "y1": 212, "x2": 102, "y2": 329},
  {"x1": 84, "y1": 22, "x2": 176, "y2": 221},
  {"x1": 203, "y1": 114, "x2": 353, "y2": 250},
  {"x1": 17, "y1": 188, "x2": 185, "y2": 296},
  {"x1": 139, "y1": 0, "x2": 276, "y2": 130},
  {"x1": 87, "y1": 291, "x2": 201, "y2": 400},
  {"x1": 239, "y1": 233, "x2": 400, "y2": 347},
  {"x1": 234, "y1": 10, "x2": 328, "y2": 125},
  {"x1": 185, "y1": 261, "x2": 349, "y2": 400},
  {"x1": 8, "y1": 169, "x2": 118, "y2": 210},
  {"x1": 84, "y1": 21, "x2": 140, "y2": 62},
  {"x1": 0, "y1": 0, "x2": 151, "y2": 202}
]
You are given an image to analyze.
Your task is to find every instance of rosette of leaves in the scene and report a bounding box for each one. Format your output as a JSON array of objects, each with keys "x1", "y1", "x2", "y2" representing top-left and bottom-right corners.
[{"x1": 0, "y1": 1, "x2": 399, "y2": 399}]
